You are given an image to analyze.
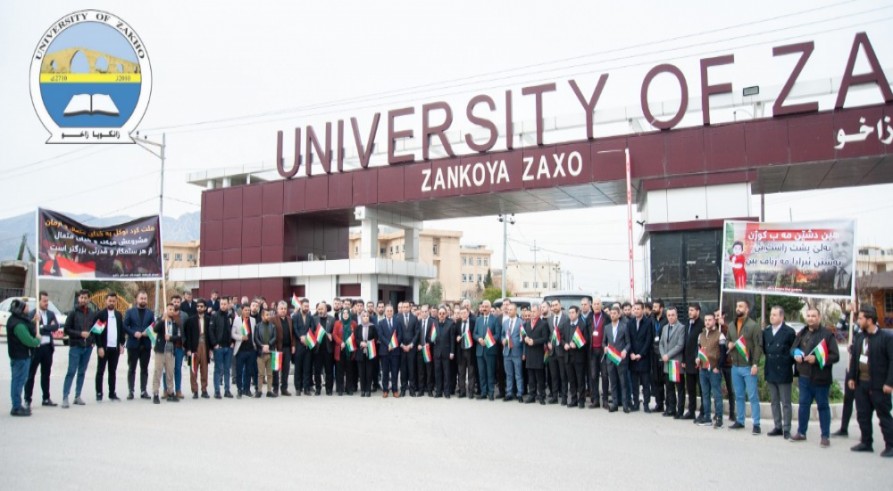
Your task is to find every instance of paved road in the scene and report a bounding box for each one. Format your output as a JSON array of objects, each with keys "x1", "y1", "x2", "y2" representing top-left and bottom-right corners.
[{"x1": 0, "y1": 343, "x2": 889, "y2": 489}]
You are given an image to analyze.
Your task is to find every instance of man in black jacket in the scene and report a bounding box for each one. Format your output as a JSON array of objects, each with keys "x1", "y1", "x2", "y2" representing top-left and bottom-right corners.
[
  {"x1": 847, "y1": 306, "x2": 893, "y2": 457},
  {"x1": 62, "y1": 290, "x2": 95, "y2": 408},
  {"x1": 431, "y1": 306, "x2": 456, "y2": 398},
  {"x1": 291, "y1": 299, "x2": 313, "y2": 395},
  {"x1": 681, "y1": 304, "x2": 705, "y2": 420},
  {"x1": 651, "y1": 299, "x2": 669, "y2": 412},
  {"x1": 397, "y1": 301, "x2": 419, "y2": 397},
  {"x1": 25, "y1": 291, "x2": 60, "y2": 409},
  {"x1": 628, "y1": 302, "x2": 654, "y2": 412},
  {"x1": 790, "y1": 308, "x2": 840, "y2": 447},
  {"x1": 763, "y1": 306, "x2": 796, "y2": 439},
  {"x1": 93, "y1": 292, "x2": 125, "y2": 402},
  {"x1": 210, "y1": 297, "x2": 234, "y2": 398}
]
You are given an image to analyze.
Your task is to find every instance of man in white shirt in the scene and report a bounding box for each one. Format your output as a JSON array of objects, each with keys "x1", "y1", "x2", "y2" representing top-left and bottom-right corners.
[
  {"x1": 94, "y1": 292, "x2": 126, "y2": 402},
  {"x1": 24, "y1": 291, "x2": 60, "y2": 409}
]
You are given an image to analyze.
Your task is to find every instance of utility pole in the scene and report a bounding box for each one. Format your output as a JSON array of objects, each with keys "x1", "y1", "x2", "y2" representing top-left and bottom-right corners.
[
  {"x1": 498, "y1": 214, "x2": 515, "y2": 300},
  {"x1": 530, "y1": 240, "x2": 541, "y2": 295},
  {"x1": 135, "y1": 132, "x2": 166, "y2": 314}
]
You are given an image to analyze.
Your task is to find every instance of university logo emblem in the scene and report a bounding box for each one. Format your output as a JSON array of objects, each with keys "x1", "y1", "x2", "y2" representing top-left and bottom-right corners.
[{"x1": 29, "y1": 10, "x2": 152, "y2": 144}]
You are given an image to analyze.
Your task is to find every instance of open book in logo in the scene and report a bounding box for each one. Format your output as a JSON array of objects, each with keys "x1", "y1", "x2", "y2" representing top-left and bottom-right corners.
[{"x1": 29, "y1": 10, "x2": 152, "y2": 144}]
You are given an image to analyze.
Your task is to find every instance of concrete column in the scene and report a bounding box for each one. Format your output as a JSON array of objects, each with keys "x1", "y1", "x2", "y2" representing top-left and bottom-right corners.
[
  {"x1": 361, "y1": 274, "x2": 379, "y2": 303},
  {"x1": 221, "y1": 177, "x2": 232, "y2": 188},
  {"x1": 359, "y1": 209, "x2": 379, "y2": 259},
  {"x1": 404, "y1": 227, "x2": 420, "y2": 262}
]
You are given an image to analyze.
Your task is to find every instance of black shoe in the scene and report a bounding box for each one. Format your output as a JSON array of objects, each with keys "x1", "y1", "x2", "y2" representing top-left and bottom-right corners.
[
  {"x1": 127, "y1": 393, "x2": 134, "y2": 401},
  {"x1": 784, "y1": 431, "x2": 791, "y2": 440},
  {"x1": 42, "y1": 399, "x2": 57, "y2": 407},
  {"x1": 267, "y1": 391, "x2": 278, "y2": 398},
  {"x1": 458, "y1": 392, "x2": 466, "y2": 399},
  {"x1": 881, "y1": 447, "x2": 893, "y2": 458},
  {"x1": 434, "y1": 393, "x2": 442, "y2": 399},
  {"x1": 662, "y1": 411, "x2": 673, "y2": 417},
  {"x1": 475, "y1": 394, "x2": 485, "y2": 400},
  {"x1": 631, "y1": 404, "x2": 640, "y2": 412},
  {"x1": 752, "y1": 426, "x2": 761, "y2": 435},
  {"x1": 488, "y1": 394, "x2": 495, "y2": 401},
  {"x1": 681, "y1": 412, "x2": 694, "y2": 420},
  {"x1": 696, "y1": 417, "x2": 713, "y2": 427},
  {"x1": 224, "y1": 391, "x2": 234, "y2": 398},
  {"x1": 281, "y1": 390, "x2": 292, "y2": 396},
  {"x1": 504, "y1": 395, "x2": 514, "y2": 402},
  {"x1": 524, "y1": 396, "x2": 535, "y2": 404},
  {"x1": 214, "y1": 393, "x2": 222, "y2": 399},
  {"x1": 729, "y1": 422, "x2": 745, "y2": 430},
  {"x1": 96, "y1": 393, "x2": 103, "y2": 402},
  {"x1": 109, "y1": 394, "x2": 121, "y2": 401},
  {"x1": 654, "y1": 404, "x2": 664, "y2": 413},
  {"x1": 444, "y1": 394, "x2": 451, "y2": 399},
  {"x1": 192, "y1": 393, "x2": 199, "y2": 399},
  {"x1": 673, "y1": 414, "x2": 682, "y2": 420},
  {"x1": 767, "y1": 428, "x2": 784, "y2": 437},
  {"x1": 10, "y1": 408, "x2": 30, "y2": 417},
  {"x1": 560, "y1": 399, "x2": 567, "y2": 406},
  {"x1": 153, "y1": 396, "x2": 160, "y2": 404},
  {"x1": 644, "y1": 406, "x2": 652, "y2": 413},
  {"x1": 547, "y1": 397, "x2": 558, "y2": 405},
  {"x1": 237, "y1": 392, "x2": 242, "y2": 399},
  {"x1": 609, "y1": 406, "x2": 618, "y2": 413},
  {"x1": 141, "y1": 392, "x2": 151, "y2": 400},
  {"x1": 832, "y1": 429, "x2": 848, "y2": 437},
  {"x1": 254, "y1": 392, "x2": 262, "y2": 398},
  {"x1": 851, "y1": 442, "x2": 873, "y2": 452},
  {"x1": 201, "y1": 391, "x2": 210, "y2": 399}
]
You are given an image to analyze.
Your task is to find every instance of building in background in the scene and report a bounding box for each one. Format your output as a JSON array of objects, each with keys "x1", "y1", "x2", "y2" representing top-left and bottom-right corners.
[
  {"x1": 857, "y1": 271, "x2": 893, "y2": 329},
  {"x1": 163, "y1": 241, "x2": 200, "y2": 279},
  {"x1": 348, "y1": 229, "x2": 492, "y2": 303},
  {"x1": 856, "y1": 246, "x2": 893, "y2": 276},
  {"x1": 498, "y1": 260, "x2": 561, "y2": 297}
]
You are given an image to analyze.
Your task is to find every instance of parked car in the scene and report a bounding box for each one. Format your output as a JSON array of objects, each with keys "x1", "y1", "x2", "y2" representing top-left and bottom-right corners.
[{"x1": 0, "y1": 297, "x2": 69, "y2": 344}]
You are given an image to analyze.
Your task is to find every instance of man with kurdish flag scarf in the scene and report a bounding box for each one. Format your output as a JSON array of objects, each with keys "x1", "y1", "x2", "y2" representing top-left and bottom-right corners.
[
  {"x1": 726, "y1": 300, "x2": 763, "y2": 434},
  {"x1": 356, "y1": 312, "x2": 378, "y2": 397},
  {"x1": 473, "y1": 300, "x2": 500, "y2": 401},
  {"x1": 790, "y1": 308, "x2": 840, "y2": 447}
]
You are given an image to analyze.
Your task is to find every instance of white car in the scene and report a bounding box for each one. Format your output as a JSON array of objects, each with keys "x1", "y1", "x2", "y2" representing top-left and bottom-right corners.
[{"x1": 0, "y1": 297, "x2": 69, "y2": 344}]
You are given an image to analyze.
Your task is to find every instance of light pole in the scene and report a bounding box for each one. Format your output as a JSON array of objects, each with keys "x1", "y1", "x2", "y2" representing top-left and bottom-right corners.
[
  {"x1": 135, "y1": 132, "x2": 166, "y2": 314},
  {"x1": 530, "y1": 240, "x2": 541, "y2": 295},
  {"x1": 498, "y1": 213, "x2": 515, "y2": 300},
  {"x1": 596, "y1": 147, "x2": 635, "y2": 302}
]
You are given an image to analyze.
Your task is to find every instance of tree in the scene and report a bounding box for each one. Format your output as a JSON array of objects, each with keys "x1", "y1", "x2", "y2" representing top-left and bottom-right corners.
[
  {"x1": 482, "y1": 286, "x2": 510, "y2": 304},
  {"x1": 753, "y1": 295, "x2": 806, "y2": 323},
  {"x1": 420, "y1": 280, "x2": 443, "y2": 306},
  {"x1": 484, "y1": 269, "x2": 493, "y2": 288}
]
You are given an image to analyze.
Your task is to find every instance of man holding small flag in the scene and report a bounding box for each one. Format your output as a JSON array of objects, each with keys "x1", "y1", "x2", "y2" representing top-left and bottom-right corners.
[
  {"x1": 604, "y1": 305, "x2": 630, "y2": 413},
  {"x1": 397, "y1": 302, "x2": 419, "y2": 397},
  {"x1": 92, "y1": 292, "x2": 125, "y2": 402},
  {"x1": 727, "y1": 300, "x2": 763, "y2": 434},
  {"x1": 455, "y1": 307, "x2": 476, "y2": 399},
  {"x1": 253, "y1": 309, "x2": 278, "y2": 398},
  {"x1": 473, "y1": 301, "x2": 499, "y2": 401},
  {"x1": 548, "y1": 300, "x2": 570, "y2": 406},
  {"x1": 271, "y1": 301, "x2": 294, "y2": 396},
  {"x1": 564, "y1": 306, "x2": 587, "y2": 409},
  {"x1": 659, "y1": 307, "x2": 686, "y2": 418},
  {"x1": 377, "y1": 304, "x2": 400, "y2": 398},
  {"x1": 430, "y1": 306, "x2": 456, "y2": 399},
  {"x1": 696, "y1": 312, "x2": 725, "y2": 428},
  {"x1": 356, "y1": 312, "x2": 378, "y2": 397},
  {"x1": 523, "y1": 302, "x2": 550, "y2": 404},
  {"x1": 790, "y1": 308, "x2": 840, "y2": 447},
  {"x1": 502, "y1": 303, "x2": 524, "y2": 403},
  {"x1": 62, "y1": 290, "x2": 95, "y2": 409},
  {"x1": 184, "y1": 298, "x2": 213, "y2": 399},
  {"x1": 312, "y1": 301, "x2": 335, "y2": 396}
]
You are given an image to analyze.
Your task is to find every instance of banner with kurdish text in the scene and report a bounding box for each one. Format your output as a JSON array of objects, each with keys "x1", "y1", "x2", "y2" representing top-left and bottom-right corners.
[
  {"x1": 38, "y1": 208, "x2": 163, "y2": 280},
  {"x1": 720, "y1": 220, "x2": 855, "y2": 299}
]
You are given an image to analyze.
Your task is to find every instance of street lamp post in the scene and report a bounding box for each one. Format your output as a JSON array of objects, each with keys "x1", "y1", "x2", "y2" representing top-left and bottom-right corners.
[
  {"x1": 498, "y1": 214, "x2": 515, "y2": 300},
  {"x1": 135, "y1": 132, "x2": 166, "y2": 314}
]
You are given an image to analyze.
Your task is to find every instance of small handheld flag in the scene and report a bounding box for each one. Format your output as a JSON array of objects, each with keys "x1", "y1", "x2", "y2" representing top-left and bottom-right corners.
[
  {"x1": 544, "y1": 345, "x2": 552, "y2": 364},
  {"x1": 520, "y1": 325, "x2": 527, "y2": 338},
  {"x1": 143, "y1": 323, "x2": 157, "y2": 345},
  {"x1": 697, "y1": 348, "x2": 711, "y2": 370},
  {"x1": 270, "y1": 351, "x2": 282, "y2": 371},
  {"x1": 388, "y1": 330, "x2": 399, "y2": 350},
  {"x1": 571, "y1": 327, "x2": 586, "y2": 348},
  {"x1": 551, "y1": 327, "x2": 562, "y2": 346},
  {"x1": 605, "y1": 344, "x2": 622, "y2": 365},
  {"x1": 367, "y1": 340, "x2": 377, "y2": 359},
  {"x1": 90, "y1": 319, "x2": 106, "y2": 335},
  {"x1": 734, "y1": 336, "x2": 749, "y2": 362},
  {"x1": 316, "y1": 326, "x2": 327, "y2": 344},
  {"x1": 667, "y1": 360, "x2": 682, "y2": 382},
  {"x1": 430, "y1": 324, "x2": 438, "y2": 343},
  {"x1": 305, "y1": 330, "x2": 318, "y2": 349},
  {"x1": 291, "y1": 294, "x2": 300, "y2": 309},
  {"x1": 484, "y1": 328, "x2": 496, "y2": 348},
  {"x1": 812, "y1": 339, "x2": 829, "y2": 369},
  {"x1": 462, "y1": 329, "x2": 473, "y2": 349},
  {"x1": 422, "y1": 344, "x2": 432, "y2": 363},
  {"x1": 345, "y1": 334, "x2": 357, "y2": 353}
]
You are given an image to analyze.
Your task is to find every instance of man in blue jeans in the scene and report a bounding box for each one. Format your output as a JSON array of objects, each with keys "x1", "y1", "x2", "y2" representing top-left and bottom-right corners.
[
  {"x1": 696, "y1": 313, "x2": 726, "y2": 428},
  {"x1": 211, "y1": 296, "x2": 234, "y2": 398},
  {"x1": 725, "y1": 300, "x2": 763, "y2": 434},
  {"x1": 62, "y1": 290, "x2": 95, "y2": 408},
  {"x1": 790, "y1": 308, "x2": 840, "y2": 447},
  {"x1": 7, "y1": 299, "x2": 40, "y2": 416}
]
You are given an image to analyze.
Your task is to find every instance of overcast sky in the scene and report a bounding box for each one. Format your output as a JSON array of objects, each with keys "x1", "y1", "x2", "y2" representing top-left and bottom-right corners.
[{"x1": 2, "y1": 0, "x2": 892, "y2": 296}]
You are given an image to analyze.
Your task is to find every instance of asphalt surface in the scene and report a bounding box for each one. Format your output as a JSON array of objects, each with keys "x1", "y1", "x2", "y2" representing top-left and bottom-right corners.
[{"x1": 0, "y1": 343, "x2": 890, "y2": 490}]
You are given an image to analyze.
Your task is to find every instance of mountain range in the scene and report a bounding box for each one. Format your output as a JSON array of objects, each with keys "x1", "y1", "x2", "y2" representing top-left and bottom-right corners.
[{"x1": 0, "y1": 211, "x2": 200, "y2": 261}]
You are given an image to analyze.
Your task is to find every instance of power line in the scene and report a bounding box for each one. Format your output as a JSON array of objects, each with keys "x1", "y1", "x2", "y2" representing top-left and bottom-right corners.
[
  {"x1": 508, "y1": 238, "x2": 631, "y2": 263},
  {"x1": 139, "y1": 1, "x2": 872, "y2": 135}
]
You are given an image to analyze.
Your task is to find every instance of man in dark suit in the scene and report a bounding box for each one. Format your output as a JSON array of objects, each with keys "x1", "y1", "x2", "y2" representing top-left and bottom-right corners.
[
  {"x1": 210, "y1": 297, "x2": 234, "y2": 398},
  {"x1": 312, "y1": 301, "x2": 335, "y2": 396},
  {"x1": 416, "y1": 305, "x2": 434, "y2": 396},
  {"x1": 473, "y1": 300, "x2": 499, "y2": 401},
  {"x1": 628, "y1": 301, "x2": 654, "y2": 412},
  {"x1": 93, "y1": 292, "x2": 126, "y2": 402},
  {"x1": 123, "y1": 290, "x2": 154, "y2": 400},
  {"x1": 681, "y1": 303, "x2": 706, "y2": 419},
  {"x1": 604, "y1": 305, "x2": 631, "y2": 413},
  {"x1": 270, "y1": 301, "x2": 293, "y2": 396},
  {"x1": 430, "y1": 305, "x2": 456, "y2": 398},
  {"x1": 377, "y1": 304, "x2": 401, "y2": 398},
  {"x1": 762, "y1": 305, "x2": 796, "y2": 438},
  {"x1": 396, "y1": 301, "x2": 419, "y2": 397},
  {"x1": 180, "y1": 290, "x2": 197, "y2": 319},
  {"x1": 523, "y1": 303, "x2": 550, "y2": 404},
  {"x1": 455, "y1": 306, "x2": 476, "y2": 398},
  {"x1": 548, "y1": 300, "x2": 570, "y2": 405},
  {"x1": 847, "y1": 306, "x2": 893, "y2": 456},
  {"x1": 24, "y1": 291, "x2": 60, "y2": 408},
  {"x1": 564, "y1": 306, "x2": 588, "y2": 409},
  {"x1": 291, "y1": 298, "x2": 313, "y2": 395},
  {"x1": 651, "y1": 299, "x2": 669, "y2": 412}
]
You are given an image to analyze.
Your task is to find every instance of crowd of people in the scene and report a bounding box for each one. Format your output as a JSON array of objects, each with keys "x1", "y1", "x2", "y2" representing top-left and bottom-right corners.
[{"x1": 6, "y1": 289, "x2": 893, "y2": 457}]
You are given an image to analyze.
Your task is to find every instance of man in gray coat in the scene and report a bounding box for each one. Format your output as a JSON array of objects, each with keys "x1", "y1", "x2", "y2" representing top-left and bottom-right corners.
[{"x1": 660, "y1": 306, "x2": 686, "y2": 418}]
